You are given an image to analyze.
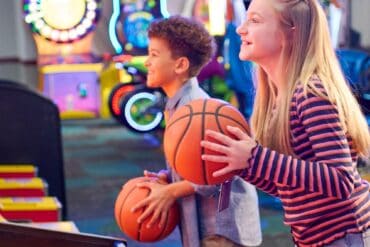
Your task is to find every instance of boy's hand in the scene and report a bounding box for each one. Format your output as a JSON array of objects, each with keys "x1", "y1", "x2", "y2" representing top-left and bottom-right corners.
[
  {"x1": 144, "y1": 169, "x2": 168, "y2": 182},
  {"x1": 131, "y1": 181, "x2": 175, "y2": 229}
]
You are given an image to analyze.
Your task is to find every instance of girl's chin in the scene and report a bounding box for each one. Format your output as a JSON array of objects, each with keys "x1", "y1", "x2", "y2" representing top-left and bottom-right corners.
[{"x1": 239, "y1": 53, "x2": 252, "y2": 61}]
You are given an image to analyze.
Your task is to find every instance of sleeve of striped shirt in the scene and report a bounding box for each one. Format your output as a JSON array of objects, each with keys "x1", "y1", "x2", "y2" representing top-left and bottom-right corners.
[{"x1": 243, "y1": 85, "x2": 355, "y2": 199}]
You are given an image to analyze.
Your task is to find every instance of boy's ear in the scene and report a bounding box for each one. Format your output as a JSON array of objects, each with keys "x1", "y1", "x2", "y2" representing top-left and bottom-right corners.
[{"x1": 175, "y1": 57, "x2": 190, "y2": 74}]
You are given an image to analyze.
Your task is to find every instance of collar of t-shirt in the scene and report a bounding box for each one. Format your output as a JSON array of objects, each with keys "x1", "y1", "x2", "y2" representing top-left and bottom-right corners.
[{"x1": 164, "y1": 77, "x2": 199, "y2": 116}]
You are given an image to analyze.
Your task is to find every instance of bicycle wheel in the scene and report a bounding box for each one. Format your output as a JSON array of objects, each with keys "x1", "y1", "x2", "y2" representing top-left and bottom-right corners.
[
  {"x1": 120, "y1": 87, "x2": 165, "y2": 133},
  {"x1": 108, "y1": 83, "x2": 137, "y2": 124}
]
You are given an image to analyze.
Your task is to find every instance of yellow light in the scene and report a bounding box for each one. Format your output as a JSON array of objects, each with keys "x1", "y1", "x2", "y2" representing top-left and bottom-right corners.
[
  {"x1": 208, "y1": 0, "x2": 226, "y2": 36},
  {"x1": 41, "y1": 0, "x2": 86, "y2": 29}
]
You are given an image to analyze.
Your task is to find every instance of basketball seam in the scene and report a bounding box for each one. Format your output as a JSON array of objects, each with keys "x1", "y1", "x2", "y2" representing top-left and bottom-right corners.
[
  {"x1": 202, "y1": 99, "x2": 208, "y2": 184},
  {"x1": 215, "y1": 105, "x2": 224, "y2": 134},
  {"x1": 118, "y1": 184, "x2": 139, "y2": 233},
  {"x1": 218, "y1": 110, "x2": 249, "y2": 133},
  {"x1": 166, "y1": 101, "x2": 248, "y2": 185},
  {"x1": 138, "y1": 189, "x2": 151, "y2": 242},
  {"x1": 167, "y1": 112, "x2": 246, "y2": 132},
  {"x1": 203, "y1": 102, "x2": 231, "y2": 184},
  {"x1": 173, "y1": 105, "x2": 193, "y2": 173}
]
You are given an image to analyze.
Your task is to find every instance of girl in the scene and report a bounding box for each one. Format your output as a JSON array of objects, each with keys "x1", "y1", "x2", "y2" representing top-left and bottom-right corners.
[{"x1": 201, "y1": 0, "x2": 370, "y2": 246}]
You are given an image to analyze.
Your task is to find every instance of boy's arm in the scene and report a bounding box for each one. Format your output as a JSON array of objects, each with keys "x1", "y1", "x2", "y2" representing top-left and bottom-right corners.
[
  {"x1": 133, "y1": 179, "x2": 218, "y2": 228},
  {"x1": 166, "y1": 180, "x2": 196, "y2": 198},
  {"x1": 167, "y1": 180, "x2": 219, "y2": 198}
]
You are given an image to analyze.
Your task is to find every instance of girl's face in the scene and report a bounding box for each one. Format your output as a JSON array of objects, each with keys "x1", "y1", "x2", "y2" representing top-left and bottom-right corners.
[
  {"x1": 144, "y1": 37, "x2": 178, "y2": 89},
  {"x1": 237, "y1": 0, "x2": 286, "y2": 65}
]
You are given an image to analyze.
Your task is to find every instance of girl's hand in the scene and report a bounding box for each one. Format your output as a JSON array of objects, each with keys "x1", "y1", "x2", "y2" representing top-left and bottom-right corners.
[
  {"x1": 201, "y1": 125, "x2": 257, "y2": 177},
  {"x1": 131, "y1": 181, "x2": 175, "y2": 229}
]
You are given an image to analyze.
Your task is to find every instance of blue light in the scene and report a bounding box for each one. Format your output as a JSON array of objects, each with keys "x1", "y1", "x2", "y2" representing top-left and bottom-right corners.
[
  {"x1": 160, "y1": 0, "x2": 170, "y2": 18},
  {"x1": 109, "y1": 0, "x2": 122, "y2": 54}
]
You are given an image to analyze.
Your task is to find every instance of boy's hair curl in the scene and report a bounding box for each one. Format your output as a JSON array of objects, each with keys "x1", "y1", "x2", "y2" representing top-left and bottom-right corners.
[{"x1": 148, "y1": 15, "x2": 216, "y2": 77}]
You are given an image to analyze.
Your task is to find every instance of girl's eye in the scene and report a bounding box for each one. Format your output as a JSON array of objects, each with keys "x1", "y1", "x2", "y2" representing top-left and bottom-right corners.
[{"x1": 249, "y1": 18, "x2": 259, "y2": 23}]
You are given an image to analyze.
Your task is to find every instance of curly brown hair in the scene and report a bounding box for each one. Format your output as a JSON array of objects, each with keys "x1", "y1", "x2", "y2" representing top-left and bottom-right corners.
[{"x1": 148, "y1": 15, "x2": 216, "y2": 77}]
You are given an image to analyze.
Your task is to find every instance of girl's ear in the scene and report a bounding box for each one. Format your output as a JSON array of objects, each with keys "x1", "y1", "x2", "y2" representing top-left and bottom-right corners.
[{"x1": 175, "y1": 57, "x2": 190, "y2": 74}]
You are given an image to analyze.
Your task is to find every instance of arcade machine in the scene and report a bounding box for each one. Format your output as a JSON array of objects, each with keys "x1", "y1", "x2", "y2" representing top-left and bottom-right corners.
[
  {"x1": 100, "y1": 0, "x2": 169, "y2": 125},
  {"x1": 23, "y1": 0, "x2": 103, "y2": 119},
  {"x1": 191, "y1": 0, "x2": 238, "y2": 105},
  {"x1": 109, "y1": 0, "x2": 169, "y2": 55},
  {"x1": 118, "y1": 0, "x2": 235, "y2": 133}
]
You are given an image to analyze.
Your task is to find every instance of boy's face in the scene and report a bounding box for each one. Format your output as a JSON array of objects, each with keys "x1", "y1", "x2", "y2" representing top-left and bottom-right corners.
[{"x1": 144, "y1": 37, "x2": 178, "y2": 89}]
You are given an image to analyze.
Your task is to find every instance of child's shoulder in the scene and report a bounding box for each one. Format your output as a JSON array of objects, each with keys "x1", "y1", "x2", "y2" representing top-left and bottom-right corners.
[
  {"x1": 294, "y1": 74, "x2": 326, "y2": 95},
  {"x1": 293, "y1": 75, "x2": 329, "y2": 108}
]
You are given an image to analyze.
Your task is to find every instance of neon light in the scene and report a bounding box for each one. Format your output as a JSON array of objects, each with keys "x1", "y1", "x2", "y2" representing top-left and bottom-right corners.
[
  {"x1": 109, "y1": 0, "x2": 170, "y2": 54},
  {"x1": 109, "y1": 0, "x2": 122, "y2": 53},
  {"x1": 23, "y1": 0, "x2": 100, "y2": 43},
  {"x1": 160, "y1": 0, "x2": 170, "y2": 18},
  {"x1": 124, "y1": 92, "x2": 163, "y2": 132},
  {"x1": 208, "y1": 0, "x2": 226, "y2": 35}
]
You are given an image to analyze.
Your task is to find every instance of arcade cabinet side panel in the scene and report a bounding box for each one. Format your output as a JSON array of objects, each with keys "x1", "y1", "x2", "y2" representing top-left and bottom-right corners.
[{"x1": 0, "y1": 221, "x2": 127, "y2": 247}]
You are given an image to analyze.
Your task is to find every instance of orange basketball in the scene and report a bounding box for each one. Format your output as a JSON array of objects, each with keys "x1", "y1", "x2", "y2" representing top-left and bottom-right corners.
[
  {"x1": 114, "y1": 177, "x2": 180, "y2": 242},
  {"x1": 163, "y1": 98, "x2": 250, "y2": 185}
]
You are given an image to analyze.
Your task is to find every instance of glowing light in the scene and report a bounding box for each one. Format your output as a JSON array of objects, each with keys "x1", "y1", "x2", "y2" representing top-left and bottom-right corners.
[
  {"x1": 160, "y1": 0, "x2": 170, "y2": 18},
  {"x1": 35, "y1": 19, "x2": 45, "y2": 29},
  {"x1": 82, "y1": 19, "x2": 92, "y2": 28},
  {"x1": 208, "y1": 0, "x2": 226, "y2": 36},
  {"x1": 51, "y1": 29, "x2": 60, "y2": 40},
  {"x1": 87, "y1": 1, "x2": 97, "y2": 10},
  {"x1": 68, "y1": 29, "x2": 78, "y2": 39},
  {"x1": 108, "y1": 0, "x2": 122, "y2": 53},
  {"x1": 41, "y1": 0, "x2": 86, "y2": 30},
  {"x1": 23, "y1": 0, "x2": 100, "y2": 43},
  {"x1": 76, "y1": 25, "x2": 86, "y2": 35},
  {"x1": 25, "y1": 14, "x2": 34, "y2": 23},
  {"x1": 40, "y1": 26, "x2": 52, "y2": 36},
  {"x1": 86, "y1": 11, "x2": 96, "y2": 20},
  {"x1": 28, "y1": 3, "x2": 38, "y2": 12},
  {"x1": 60, "y1": 31, "x2": 69, "y2": 41},
  {"x1": 124, "y1": 92, "x2": 163, "y2": 132},
  {"x1": 125, "y1": 43, "x2": 133, "y2": 51}
]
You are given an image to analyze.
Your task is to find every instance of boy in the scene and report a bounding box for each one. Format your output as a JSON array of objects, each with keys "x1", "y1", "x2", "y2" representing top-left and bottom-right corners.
[{"x1": 132, "y1": 16, "x2": 262, "y2": 247}]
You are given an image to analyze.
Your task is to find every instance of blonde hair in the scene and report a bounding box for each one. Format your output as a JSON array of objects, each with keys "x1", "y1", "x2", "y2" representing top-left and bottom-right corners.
[{"x1": 251, "y1": 0, "x2": 370, "y2": 157}]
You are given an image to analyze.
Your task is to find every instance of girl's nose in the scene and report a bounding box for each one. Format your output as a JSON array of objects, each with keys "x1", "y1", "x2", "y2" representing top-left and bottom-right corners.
[{"x1": 236, "y1": 21, "x2": 247, "y2": 36}]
